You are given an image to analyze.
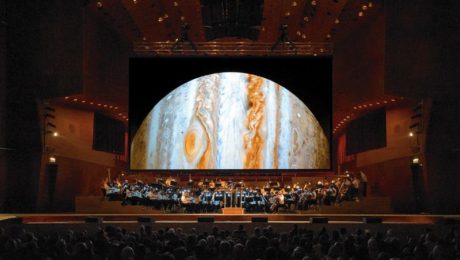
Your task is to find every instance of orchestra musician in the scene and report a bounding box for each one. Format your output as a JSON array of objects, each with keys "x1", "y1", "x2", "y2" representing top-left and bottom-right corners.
[{"x1": 104, "y1": 176, "x2": 361, "y2": 214}]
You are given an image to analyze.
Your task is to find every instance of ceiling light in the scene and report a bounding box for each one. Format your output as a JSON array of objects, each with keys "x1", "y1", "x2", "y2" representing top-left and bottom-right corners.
[
  {"x1": 311, "y1": 0, "x2": 316, "y2": 6},
  {"x1": 358, "y1": 11, "x2": 364, "y2": 17},
  {"x1": 292, "y1": 1, "x2": 297, "y2": 7},
  {"x1": 173, "y1": 1, "x2": 179, "y2": 7},
  {"x1": 158, "y1": 17, "x2": 163, "y2": 23},
  {"x1": 368, "y1": 2, "x2": 373, "y2": 8},
  {"x1": 335, "y1": 18, "x2": 340, "y2": 24},
  {"x1": 304, "y1": 16, "x2": 309, "y2": 22},
  {"x1": 362, "y1": 5, "x2": 368, "y2": 11}
]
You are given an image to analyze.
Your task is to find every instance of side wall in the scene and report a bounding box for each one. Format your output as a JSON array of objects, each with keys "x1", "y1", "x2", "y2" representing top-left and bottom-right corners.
[{"x1": 37, "y1": 105, "x2": 123, "y2": 212}]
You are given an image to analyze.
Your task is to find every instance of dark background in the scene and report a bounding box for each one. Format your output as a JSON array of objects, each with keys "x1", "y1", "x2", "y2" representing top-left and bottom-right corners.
[
  {"x1": 346, "y1": 107, "x2": 387, "y2": 155},
  {"x1": 92, "y1": 112, "x2": 126, "y2": 155},
  {"x1": 130, "y1": 57, "x2": 332, "y2": 137}
]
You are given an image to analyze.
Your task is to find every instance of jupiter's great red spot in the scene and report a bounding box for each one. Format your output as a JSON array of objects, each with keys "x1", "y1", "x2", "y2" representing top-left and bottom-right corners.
[{"x1": 184, "y1": 131, "x2": 196, "y2": 157}]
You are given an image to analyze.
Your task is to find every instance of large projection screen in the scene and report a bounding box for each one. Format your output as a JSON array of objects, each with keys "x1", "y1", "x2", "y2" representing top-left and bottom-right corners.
[{"x1": 129, "y1": 57, "x2": 331, "y2": 171}]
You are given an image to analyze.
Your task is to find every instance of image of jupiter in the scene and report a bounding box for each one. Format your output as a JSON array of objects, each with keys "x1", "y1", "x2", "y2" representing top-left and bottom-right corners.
[{"x1": 130, "y1": 72, "x2": 330, "y2": 170}]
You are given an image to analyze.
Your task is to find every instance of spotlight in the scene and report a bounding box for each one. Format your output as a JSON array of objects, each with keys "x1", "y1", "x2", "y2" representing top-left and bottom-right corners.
[
  {"x1": 409, "y1": 132, "x2": 414, "y2": 137},
  {"x1": 53, "y1": 132, "x2": 59, "y2": 137}
]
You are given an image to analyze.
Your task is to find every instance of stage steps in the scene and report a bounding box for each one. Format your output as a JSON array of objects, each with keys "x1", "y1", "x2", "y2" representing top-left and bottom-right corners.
[{"x1": 75, "y1": 196, "x2": 392, "y2": 214}]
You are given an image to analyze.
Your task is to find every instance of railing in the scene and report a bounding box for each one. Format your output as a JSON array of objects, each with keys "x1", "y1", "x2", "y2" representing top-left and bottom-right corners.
[{"x1": 133, "y1": 41, "x2": 333, "y2": 56}]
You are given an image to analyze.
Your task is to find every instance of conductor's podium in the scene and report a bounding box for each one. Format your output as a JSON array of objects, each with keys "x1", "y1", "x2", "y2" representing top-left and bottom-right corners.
[{"x1": 222, "y1": 207, "x2": 245, "y2": 214}]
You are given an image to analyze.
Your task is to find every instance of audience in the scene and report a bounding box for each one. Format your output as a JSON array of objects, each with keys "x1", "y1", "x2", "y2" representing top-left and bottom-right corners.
[{"x1": 0, "y1": 224, "x2": 459, "y2": 259}]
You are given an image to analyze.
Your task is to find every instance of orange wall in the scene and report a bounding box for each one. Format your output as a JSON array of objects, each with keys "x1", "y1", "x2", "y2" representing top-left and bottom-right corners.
[
  {"x1": 332, "y1": 6, "x2": 385, "y2": 125},
  {"x1": 337, "y1": 105, "x2": 418, "y2": 212},
  {"x1": 332, "y1": 6, "x2": 422, "y2": 212},
  {"x1": 37, "y1": 105, "x2": 123, "y2": 211},
  {"x1": 356, "y1": 104, "x2": 415, "y2": 167},
  {"x1": 45, "y1": 105, "x2": 116, "y2": 166}
]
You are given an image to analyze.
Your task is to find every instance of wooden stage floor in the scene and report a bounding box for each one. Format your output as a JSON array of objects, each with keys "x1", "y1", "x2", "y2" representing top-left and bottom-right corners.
[{"x1": 1, "y1": 213, "x2": 459, "y2": 225}]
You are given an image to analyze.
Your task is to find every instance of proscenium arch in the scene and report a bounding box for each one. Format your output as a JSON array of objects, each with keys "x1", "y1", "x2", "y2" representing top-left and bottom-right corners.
[{"x1": 130, "y1": 72, "x2": 330, "y2": 170}]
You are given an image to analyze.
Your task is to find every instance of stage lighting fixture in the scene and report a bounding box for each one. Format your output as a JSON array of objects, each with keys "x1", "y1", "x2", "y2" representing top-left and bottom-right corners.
[
  {"x1": 197, "y1": 217, "x2": 214, "y2": 223},
  {"x1": 44, "y1": 113, "x2": 55, "y2": 119},
  {"x1": 252, "y1": 217, "x2": 268, "y2": 223},
  {"x1": 310, "y1": 217, "x2": 328, "y2": 223},
  {"x1": 363, "y1": 217, "x2": 382, "y2": 224},
  {"x1": 45, "y1": 106, "x2": 56, "y2": 112},
  {"x1": 137, "y1": 217, "x2": 153, "y2": 223},
  {"x1": 271, "y1": 24, "x2": 296, "y2": 52},
  {"x1": 85, "y1": 217, "x2": 101, "y2": 223},
  {"x1": 171, "y1": 23, "x2": 197, "y2": 52}
]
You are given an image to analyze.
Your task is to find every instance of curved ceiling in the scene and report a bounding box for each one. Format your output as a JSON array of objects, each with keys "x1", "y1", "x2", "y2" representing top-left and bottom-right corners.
[
  {"x1": 87, "y1": 0, "x2": 382, "y2": 44},
  {"x1": 56, "y1": 0, "x2": 385, "y2": 129}
]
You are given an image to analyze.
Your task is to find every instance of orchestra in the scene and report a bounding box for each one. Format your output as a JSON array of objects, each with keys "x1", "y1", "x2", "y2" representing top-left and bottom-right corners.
[{"x1": 102, "y1": 174, "x2": 363, "y2": 213}]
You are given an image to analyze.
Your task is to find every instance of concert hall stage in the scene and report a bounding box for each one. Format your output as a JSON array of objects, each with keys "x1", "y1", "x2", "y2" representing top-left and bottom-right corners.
[{"x1": 0, "y1": 213, "x2": 458, "y2": 227}]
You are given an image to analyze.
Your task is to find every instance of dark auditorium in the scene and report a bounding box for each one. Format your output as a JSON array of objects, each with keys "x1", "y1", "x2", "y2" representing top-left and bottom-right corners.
[{"x1": 1, "y1": 1, "x2": 460, "y2": 259}]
